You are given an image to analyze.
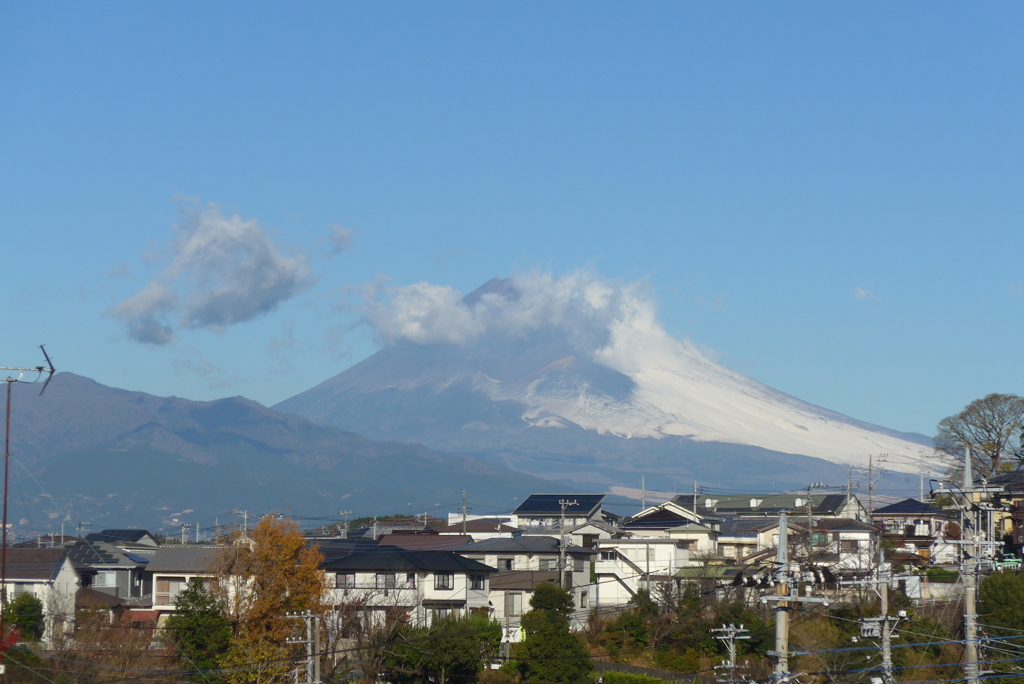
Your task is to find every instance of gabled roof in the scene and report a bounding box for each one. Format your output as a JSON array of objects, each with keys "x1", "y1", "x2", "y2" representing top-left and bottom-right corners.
[
  {"x1": 85, "y1": 529, "x2": 157, "y2": 546},
  {"x1": 146, "y1": 546, "x2": 226, "y2": 574},
  {"x1": 872, "y1": 499, "x2": 950, "y2": 517},
  {"x1": 3, "y1": 548, "x2": 68, "y2": 581},
  {"x1": 623, "y1": 505, "x2": 700, "y2": 530},
  {"x1": 66, "y1": 540, "x2": 146, "y2": 568},
  {"x1": 455, "y1": 535, "x2": 595, "y2": 556},
  {"x1": 513, "y1": 494, "x2": 605, "y2": 518},
  {"x1": 377, "y1": 533, "x2": 473, "y2": 551},
  {"x1": 672, "y1": 493, "x2": 854, "y2": 517},
  {"x1": 322, "y1": 548, "x2": 497, "y2": 574}
]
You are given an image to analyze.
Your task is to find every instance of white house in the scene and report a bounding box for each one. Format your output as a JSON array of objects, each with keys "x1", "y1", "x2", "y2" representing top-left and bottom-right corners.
[
  {"x1": 2, "y1": 548, "x2": 81, "y2": 645},
  {"x1": 146, "y1": 546, "x2": 225, "y2": 615},
  {"x1": 322, "y1": 549, "x2": 496, "y2": 627}
]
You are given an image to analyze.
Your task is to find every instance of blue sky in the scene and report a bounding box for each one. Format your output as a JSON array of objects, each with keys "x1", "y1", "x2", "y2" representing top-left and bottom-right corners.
[{"x1": 2, "y1": 3, "x2": 1021, "y2": 437}]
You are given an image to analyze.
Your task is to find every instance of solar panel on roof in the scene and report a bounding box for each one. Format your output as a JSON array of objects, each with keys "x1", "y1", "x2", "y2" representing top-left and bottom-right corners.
[{"x1": 513, "y1": 494, "x2": 605, "y2": 515}]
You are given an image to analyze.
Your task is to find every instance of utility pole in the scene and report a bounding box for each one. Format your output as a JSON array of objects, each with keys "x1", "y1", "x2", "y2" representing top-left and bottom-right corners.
[
  {"x1": 712, "y1": 623, "x2": 750, "y2": 684},
  {"x1": 962, "y1": 447, "x2": 980, "y2": 684},
  {"x1": 180, "y1": 523, "x2": 191, "y2": 545},
  {"x1": 762, "y1": 514, "x2": 829, "y2": 683},
  {"x1": 0, "y1": 345, "x2": 56, "y2": 661},
  {"x1": 77, "y1": 521, "x2": 92, "y2": 538},
  {"x1": 461, "y1": 491, "x2": 468, "y2": 535},
  {"x1": 641, "y1": 475, "x2": 646, "y2": 510},
  {"x1": 233, "y1": 508, "x2": 249, "y2": 535},
  {"x1": 196, "y1": 521, "x2": 200, "y2": 543},
  {"x1": 558, "y1": 499, "x2": 578, "y2": 590},
  {"x1": 286, "y1": 611, "x2": 320, "y2": 684},
  {"x1": 338, "y1": 510, "x2": 351, "y2": 539}
]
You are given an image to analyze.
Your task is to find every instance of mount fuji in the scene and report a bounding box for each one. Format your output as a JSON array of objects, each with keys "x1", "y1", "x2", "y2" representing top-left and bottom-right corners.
[{"x1": 276, "y1": 275, "x2": 932, "y2": 492}]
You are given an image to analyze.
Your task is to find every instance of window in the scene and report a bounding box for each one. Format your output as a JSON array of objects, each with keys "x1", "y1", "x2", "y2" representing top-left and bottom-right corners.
[
  {"x1": 335, "y1": 573, "x2": 355, "y2": 589},
  {"x1": 504, "y1": 592, "x2": 523, "y2": 617},
  {"x1": 579, "y1": 590, "x2": 588, "y2": 608},
  {"x1": 155, "y1": 576, "x2": 186, "y2": 604},
  {"x1": 574, "y1": 558, "x2": 585, "y2": 573},
  {"x1": 404, "y1": 573, "x2": 417, "y2": 589},
  {"x1": 376, "y1": 573, "x2": 396, "y2": 590},
  {"x1": 812, "y1": 533, "x2": 829, "y2": 547},
  {"x1": 434, "y1": 573, "x2": 454, "y2": 590},
  {"x1": 539, "y1": 558, "x2": 557, "y2": 571},
  {"x1": 94, "y1": 571, "x2": 117, "y2": 588},
  {"x1": 840, "y1": 540, "x2": 861, "y2": 553},
  {"x1": 499, "y1": 558, "x2": 514, "y2": 571},
  {"x1": 469, "y1": 574, "x2": 485, "y2": 591},
  {"x1": 600, "y1": 550, "x2": 616, "y2": 561}
]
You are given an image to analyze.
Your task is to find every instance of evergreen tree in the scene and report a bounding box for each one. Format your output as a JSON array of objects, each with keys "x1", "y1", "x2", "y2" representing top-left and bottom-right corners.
[
  {"x1": 3, "y1": 593, "x2": 44, "y2": 641},
  {"x1": 517, "y1": 583, "x2": 591, "y2": 684},
  {"x1": 166, "y1": 578, "x2": 232, "y2": 682}
]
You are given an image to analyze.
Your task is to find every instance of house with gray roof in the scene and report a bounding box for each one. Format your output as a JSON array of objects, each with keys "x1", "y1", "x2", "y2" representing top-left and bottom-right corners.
[
  {"x1": 2, "y1": 548, "x2": 80, "y2": 644},
  {"x1": 322, "y1": 549, "x2": 496, "y2": 627},
  {"x1": 66, "y1": 539, "x2": 150, "y2": 602},
  {"x1": 146, "y1": 546, "x2": 226, "y2": 612}
]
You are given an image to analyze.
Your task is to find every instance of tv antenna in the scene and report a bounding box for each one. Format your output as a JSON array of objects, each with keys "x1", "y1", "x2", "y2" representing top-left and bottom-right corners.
[{"x1": 0, "y1": 346, "x2": 56, "y2": 660}]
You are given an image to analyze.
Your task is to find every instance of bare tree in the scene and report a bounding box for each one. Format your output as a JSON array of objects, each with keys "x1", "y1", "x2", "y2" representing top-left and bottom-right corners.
[{"x1": 935, "y1": 393, "x2": 1024, "y2": 478}]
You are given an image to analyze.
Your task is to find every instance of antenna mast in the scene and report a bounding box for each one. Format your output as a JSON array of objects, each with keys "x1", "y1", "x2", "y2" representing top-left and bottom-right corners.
[{"x1": 0, "y1": 346, "x2": 56, "y2": 662}]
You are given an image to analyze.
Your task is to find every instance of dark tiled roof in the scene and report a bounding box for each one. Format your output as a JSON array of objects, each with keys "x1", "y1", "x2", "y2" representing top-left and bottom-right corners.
[
  {"x1": 455, "y1": 535, "x2": 594, "y2": 556},
  {"x1": 623, "y1": 508, "x2": 696, "y2": 530},
  {"x1": 86, "y1": 529, "x2": 156, "y2": 545},
  {"x1": 322, "y1": 548, "x2": 496, "y2": 574},
  {"x1": 671, "y1": 493, "x2": 853, "y2": 516},
  {"x1": 873, "y1": 499, "x2": 950, "y2": 517},
  {"x1": 146, "y1": 546, "x2": 225, "y2": 573},
  {"x1": 3, "y1": 548, "x2": 67, "y2": 581},
  {"x1": 377, "y1": 534, "x2": 473, "y2": 551},
  {"x1": 513, "y1": 495, "x2": 605, "y2": 517}
]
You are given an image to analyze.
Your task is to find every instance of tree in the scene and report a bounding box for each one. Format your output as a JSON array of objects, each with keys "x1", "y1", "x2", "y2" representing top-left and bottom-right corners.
[
  {"x1": 212, "y1": 515, "x2": 328, "y2": 684},
  {"x1": 935, "y1": 394, "x2": 1024, "y2": 478},
  {"x1": 4, "y1": 593, "x2": 44, "y2": 641},
  {"x1": 166, "y1": 578, "x2": 232, "y2": 682},
  {"x1": 980, "y1": 571, "x2": 1024, "y2": 632},
  {"x1": 516, "y1": 583, "x2": 591, "y2": 684},
  {"x1": 385, "y1": 613, "x2": 502, "y2": 684}
]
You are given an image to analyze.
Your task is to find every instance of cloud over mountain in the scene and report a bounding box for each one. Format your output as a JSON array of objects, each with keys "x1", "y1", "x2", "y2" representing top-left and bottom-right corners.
[{"x1": 111, "y1": 203, "x2": 313, "y2": 344}]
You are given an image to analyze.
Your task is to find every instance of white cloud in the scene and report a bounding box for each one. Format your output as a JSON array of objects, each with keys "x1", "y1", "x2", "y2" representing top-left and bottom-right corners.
[
  {"x1": 359, "y1": 270, "x2": 659, "y2": 360},
  {"x1": 110, "y1": 202, "x2": 313, "y2": 344},
  {"x1": 852, "y1": 286, "x2": 876, "y2": 301},
  {"x1": 327, "y1": 223, "x2": 353, "y2": 255}
]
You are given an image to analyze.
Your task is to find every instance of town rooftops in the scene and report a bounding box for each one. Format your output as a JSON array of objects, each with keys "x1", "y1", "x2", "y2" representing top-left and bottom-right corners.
[
  {"x1": 322, "y1": 548, "x2": 497, "y2": 574},
  {"x1": 3, "y1": 548, "x2": 67, "y2": 581},
  {"x1": 377, "y1": 533, "x2": 473, "y2": 551},
  {"x1": 85, "y1": 529, "x2": 158, "y2": 546},
  {"x1": 436, "y1": 519, "x2": 519, "y2": 534},
  {"x1": 146, "y1": 546, "x2": 226, "y2": 574},
  {"x1": 66, "y1": 540, "x2": 147, "y2": 568},
  {"x1": 672, "y1": 493, "x2": 854, "y2": 517},
  {"x1": 456, "y1": 535, "x2": 594, "y2": 556},
  {"x1": 872, "y1": 499, "x2": 950, "y2": 517},
  {"x1": 513, "y1": 494, "x2": 605, "y2": 518}
]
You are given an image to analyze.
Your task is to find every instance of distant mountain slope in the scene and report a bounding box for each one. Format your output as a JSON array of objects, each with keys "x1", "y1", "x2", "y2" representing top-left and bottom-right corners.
[
  {"x1": 276, "y1": 277, "x2": 931, "y2": 491},
  {"x1": 6, "y1": 373, "x2": 555, "y2": 535}
]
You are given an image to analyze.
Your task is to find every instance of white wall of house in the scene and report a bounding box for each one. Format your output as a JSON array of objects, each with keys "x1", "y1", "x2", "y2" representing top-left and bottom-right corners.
[
  {"x1": 325, "y1": 568, "x2": 490, "y2": 627},
  {"x1": 1, "y1": 559, "x2": 80, "y2": 646}
]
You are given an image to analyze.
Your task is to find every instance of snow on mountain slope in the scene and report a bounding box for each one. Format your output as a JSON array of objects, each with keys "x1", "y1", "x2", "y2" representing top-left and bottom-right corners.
[{"x1": 282, "y1": 273, "x2": 929, "y2": 474}]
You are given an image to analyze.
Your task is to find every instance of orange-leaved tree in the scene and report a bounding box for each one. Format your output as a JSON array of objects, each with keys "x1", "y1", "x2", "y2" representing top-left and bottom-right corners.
[{"x1": 213, "y1": 515, "x2": 327, "y2": 684}]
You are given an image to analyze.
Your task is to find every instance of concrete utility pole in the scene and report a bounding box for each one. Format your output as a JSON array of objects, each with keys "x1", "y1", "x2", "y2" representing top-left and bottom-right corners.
[
  {"x1": 558, "y1": 499, "x2": 578, "y2": 590},
  {"x1": 962, "y1": 447, "x2": 980, "y2": 684},
  {"x1": 712, "y1": 623, "x2": 750, "y2": 684},
  {"x1": 762, "y1": 514, "x2": 829, "y2": 683},
  {"x1": 461, "y1": 491, "x2": 468, "y2": 535},
  {"x1": 337, "y1": 510, "x2": 351, "y2": 539},
  {"x1": 180, "y1": 523, "x2": 191, "y2": 545},
  {"x1": 233, "y1": 508, "x2": 249, "y2": 535},
  {"x1": 286, "y1": 611, "x2": 321, "y2": 684}
]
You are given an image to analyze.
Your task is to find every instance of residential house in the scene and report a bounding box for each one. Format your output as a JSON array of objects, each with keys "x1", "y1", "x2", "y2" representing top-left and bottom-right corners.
[
  {"x1": 85, "y1": 529, "x2": 159, "y2": 548},
  {"x1": 455, "y1": 535, "x2": 595, "y2": 637},
  {"x1": 323, "y1": 549, "x2": 496, "y2": 627},
  {"x1": 1, "y1": 548, "x2": 80, "y2": 644},
  {"x1": 671, "y1": 492, "x2": 869, "y2": 523},
  {"x1": 512, "y1": 494, "x2": 614, "y2": 532},
  {"x1": 872, "y1": 499, "x2": 956, "y2": 565},
  {"x1": 146, "y1": 546, "x2": 225, "y2": 615},
  {"x1": 376, "y1": 532, "x2": 473, "y2": 551},
  {"x1": 66, "y1": 539, "x2": 150, "y2": 601}
]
